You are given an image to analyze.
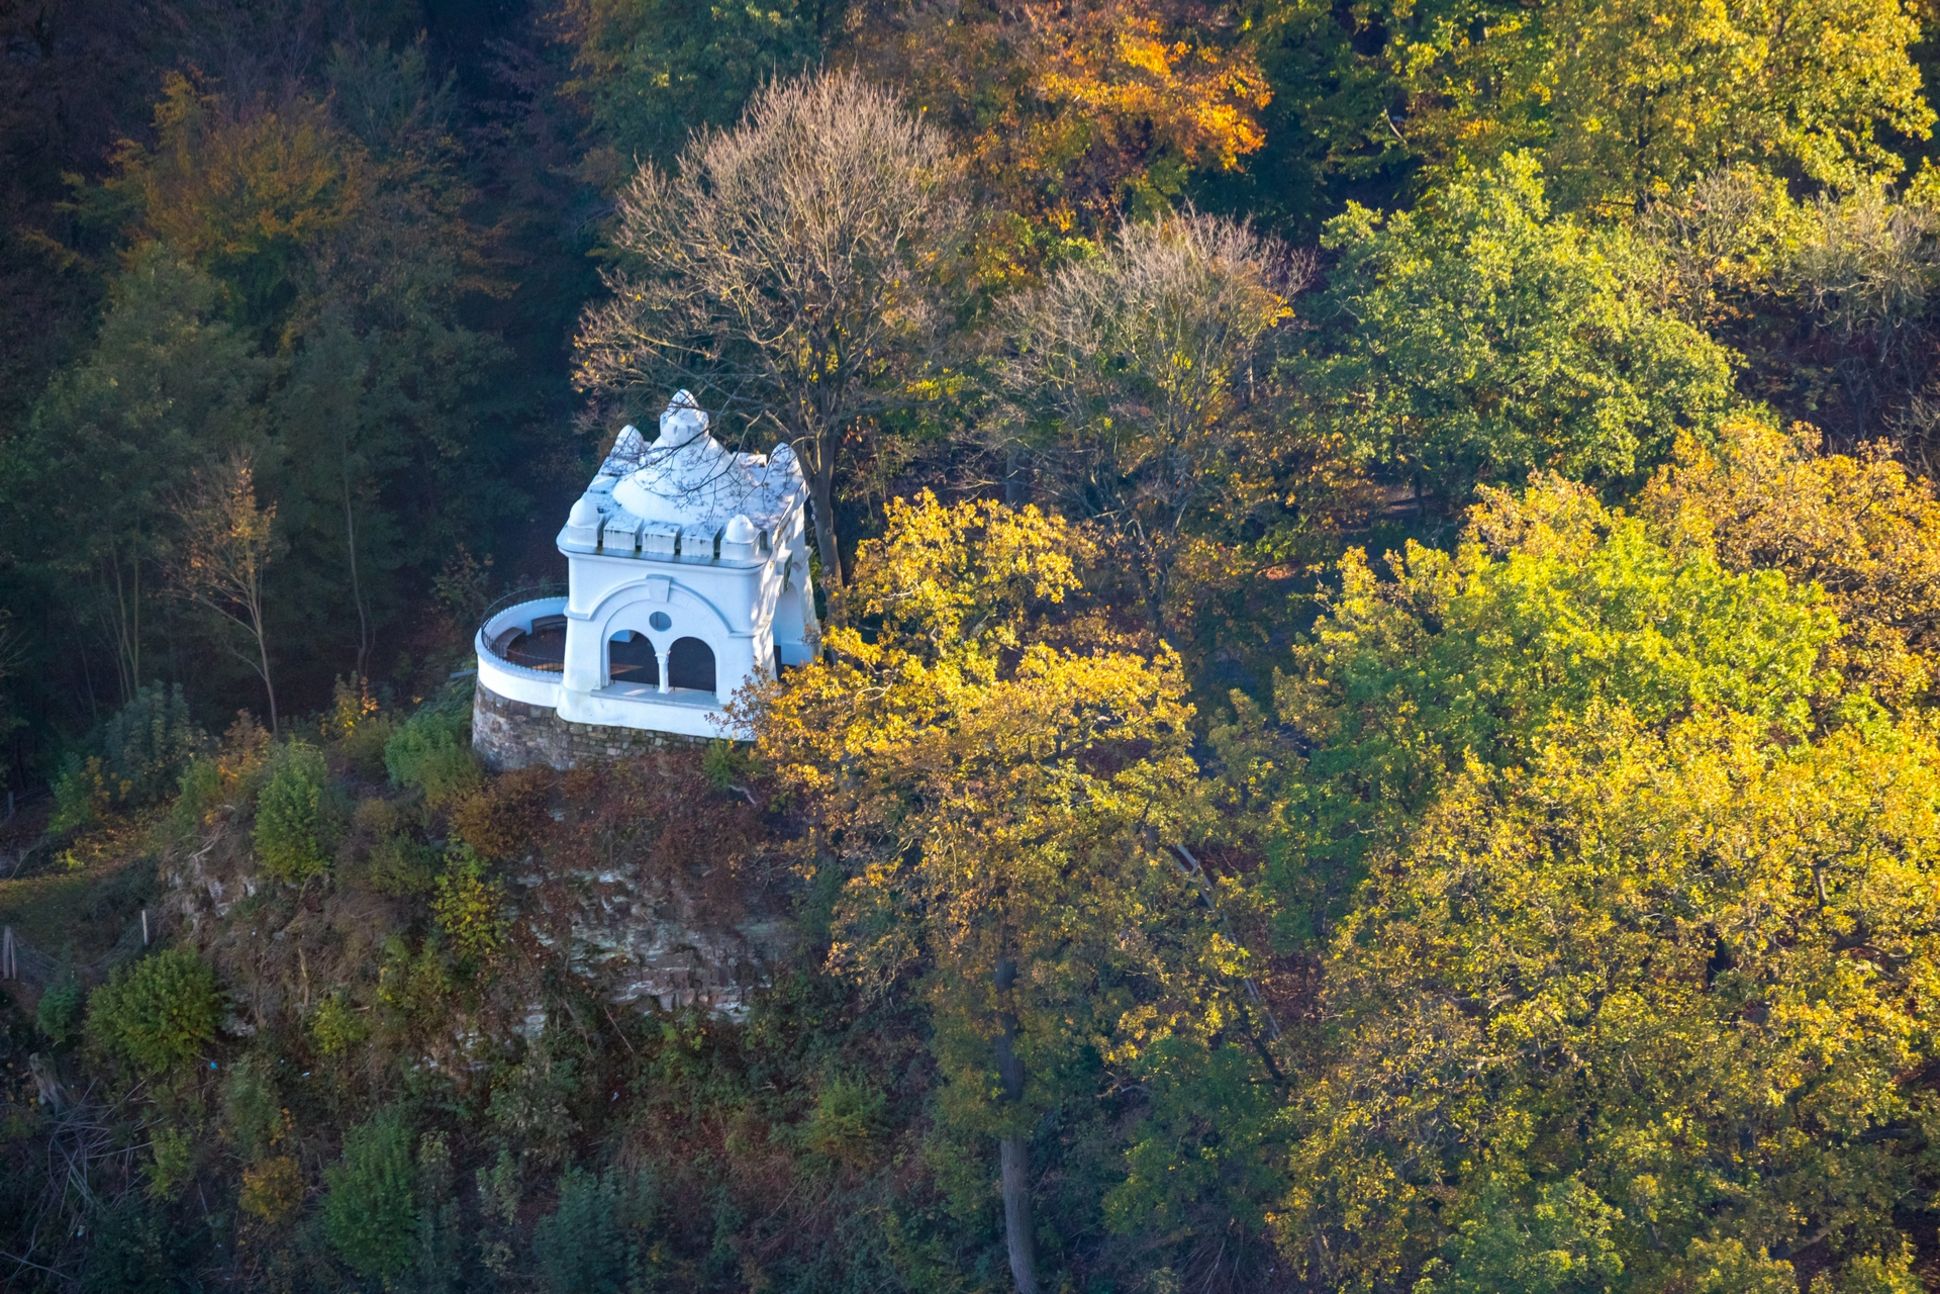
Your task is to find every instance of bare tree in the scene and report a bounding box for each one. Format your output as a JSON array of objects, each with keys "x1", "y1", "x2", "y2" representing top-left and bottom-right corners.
[
  {"x1": 574, "y1": 69, "x2": 966, "y2": 586},
  {"x1": 990, "y1": 210, "x2": 1307, "y2": 629},
  {"x1": 174, "y1": 453, "x2": 281, "y2": 734}
]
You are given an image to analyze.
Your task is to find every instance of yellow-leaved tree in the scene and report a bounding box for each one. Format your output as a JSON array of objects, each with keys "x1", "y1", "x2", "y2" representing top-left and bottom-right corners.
[
  {"x1": 752, "y1": 493, "x2": 1264, "y2": 1294},
  {"x1": 1361, "y1": 0, "x2": 1931, "y2": 214},
  {"x1": 1642, "y1": 415, "x2": 1940, "y2": 708},
  {"x1": 1283, "y1": 706, "x2": 1940, "y2": 1293},
  {"x1": 844, "y1": 0, "x2": 1270, "y2": 261},
  {"x1": 1223, "y1": 463, "x2": 1940, "y2": 1290}
]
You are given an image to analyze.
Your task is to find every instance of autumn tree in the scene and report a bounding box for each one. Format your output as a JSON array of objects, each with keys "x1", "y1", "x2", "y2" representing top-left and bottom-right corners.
[
  {"x1": 1215, "y1": 473, "x2": 1845, "y2": 938},
  {"x1": 0, "y1": 0, "x2": 242, "y2": 448},
  {"x1": 1224, "y1": 462, "x2": 1940, "y2": 1287},
  {"x1": 575, "y1": 70, "x2": 965, "y2": 586},
  {"x1": 1, "y1": 249, "x2": 269, "y2": 704},
  {"x1": 1281, "y1": 705, "x2": 1940, "y2": 1292},
  {"x1": 990, "y1": 210, "x2": 1315, "y2": 631},
  {"x1": 1641, "y1": 415, "x2": 1940, "y2": 708},
  {"x1": 15, "y1": 57, "x2": 513, "y2": 720},
  {"x1": 843, "y1": 0, "x2": 1271, "y2": 248},
  {"x1": 1302, "y1": 154, "x2": 1741, "y2": 509},
  {"x1": 754, "y1": 494, "x2": 1262, "y2": 1292},
  {"x1": 1356, "y1": 0, "x2": 1932, "y2": 214},
  {"x1": 174, "y1": 453, "x2": 282, "y2": 734}
]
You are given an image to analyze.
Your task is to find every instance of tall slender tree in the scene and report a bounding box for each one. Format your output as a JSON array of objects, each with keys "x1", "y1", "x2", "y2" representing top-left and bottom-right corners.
[
  {"x1": 756, "y1": 493, "x2": 1263, "y2": 1291},
  {"x1": 174, "y1": 453, "x2": 282, "y2": 735}
]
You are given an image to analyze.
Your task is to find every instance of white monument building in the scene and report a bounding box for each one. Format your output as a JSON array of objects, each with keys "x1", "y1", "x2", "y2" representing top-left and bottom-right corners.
[{"x1": 474, "y1": 392, "x2": 818, "y2": 758}]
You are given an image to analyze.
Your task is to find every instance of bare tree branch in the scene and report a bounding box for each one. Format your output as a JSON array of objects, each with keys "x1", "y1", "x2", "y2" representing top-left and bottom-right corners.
[
  {"x1": 573, "y1": 69, "x2": 967, "y2": 586},
  {"x1": 989, "y1": 210, "x2": 1309, "y2": 629}
]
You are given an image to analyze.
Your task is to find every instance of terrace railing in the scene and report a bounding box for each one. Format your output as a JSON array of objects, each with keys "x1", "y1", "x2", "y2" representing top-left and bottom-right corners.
[{"x1": 477, "y1": 584, "x2": 571, "y2": 675}]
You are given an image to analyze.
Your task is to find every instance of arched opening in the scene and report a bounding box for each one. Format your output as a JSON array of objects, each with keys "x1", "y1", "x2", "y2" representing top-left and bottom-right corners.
[
  {"x1": 666, "y1": 637, "x2": 716, "y2": 693},
  {"x1": 607, "y1": 630, "x2": 659, "y2": 686}
]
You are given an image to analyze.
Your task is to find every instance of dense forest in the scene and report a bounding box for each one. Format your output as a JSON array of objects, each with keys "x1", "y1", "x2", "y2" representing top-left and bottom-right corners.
[{"x1": 9, "y1": 0, "x2": 1940, "y2": 1289}]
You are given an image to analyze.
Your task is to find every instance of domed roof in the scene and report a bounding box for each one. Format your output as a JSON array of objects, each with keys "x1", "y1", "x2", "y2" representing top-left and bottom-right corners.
[
  {"x1": 724, "y1": 514, "x2": 757, "y2": 544},
  {"x1": 599, "y1": 424, "x2": 649, "y2": 476},
  {"x1": 567, "y1": 496, "x2": 602, "y2": 528},
  {"x1": 611, "y1": 391, "x2": 760, "y2": 527}
]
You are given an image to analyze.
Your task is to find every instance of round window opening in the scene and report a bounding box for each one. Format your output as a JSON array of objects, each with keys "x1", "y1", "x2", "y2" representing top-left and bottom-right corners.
[{"x1": 649, "y1": 611, "x2": 673, "y2": 632}]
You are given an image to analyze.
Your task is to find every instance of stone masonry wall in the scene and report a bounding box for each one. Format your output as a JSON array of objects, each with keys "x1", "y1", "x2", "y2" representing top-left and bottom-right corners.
[{"x1": 472, "y1": 679, "x2": 702, "y2": 771}]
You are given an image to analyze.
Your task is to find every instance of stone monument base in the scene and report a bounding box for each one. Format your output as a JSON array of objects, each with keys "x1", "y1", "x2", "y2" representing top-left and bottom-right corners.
[{"x1": 472, "y1": 680, "x2": 702, "y2": 771}]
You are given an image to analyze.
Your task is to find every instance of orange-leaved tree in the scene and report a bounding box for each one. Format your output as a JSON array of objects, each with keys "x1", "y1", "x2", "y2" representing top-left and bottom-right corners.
[{"x1": 845, "y1": 0, "x2": 1270, "y2": 261}]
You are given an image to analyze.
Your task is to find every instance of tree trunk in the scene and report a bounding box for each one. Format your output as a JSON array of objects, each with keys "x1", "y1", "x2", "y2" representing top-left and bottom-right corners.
[
  {"x1": 251, "y1": 603, "x2": 278, "y2": 737},
  {"x1": 809, "y1": 470, "x2": 845, "y2": 588},
  {"x1": 101, "y1": 543, "x2": 140, "y2": 702},
  {"x1": 341, "y1": 462, "x2": 370, "y2": 679},
  {"x1": 258, "y1": 639, "x2": 278, "y2": 737},
  {"x1": 993, "y1": 956, "x2": 1040, "y2": 1294},
  {"x1": 999, "y1": 1132, "x2": 1038, "y2": 1294}
]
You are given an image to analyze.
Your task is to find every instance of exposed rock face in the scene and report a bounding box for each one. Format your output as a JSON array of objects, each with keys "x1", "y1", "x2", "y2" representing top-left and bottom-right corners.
[
  {"x1": 164, "y1": 821, "x2": 258, "y2": 930},
  {"x1": 473, "y1": 681, "x2": 702, "y2": 771},
  {"x1": 514, "y1": 851, "x2": 791, "y2": 1017}
]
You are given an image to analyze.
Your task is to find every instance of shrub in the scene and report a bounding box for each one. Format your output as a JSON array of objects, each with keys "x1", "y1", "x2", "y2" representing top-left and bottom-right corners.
[
  {"x1": 486, "y1": 1037, "x2": 579, "y2": 1169},
  {"x1": 253, "y1": 741, "x2": 337, "y2": 882},
  {"x1": 375, "y1": 936, "x2": 455, "y2": 1039},
  {"x1": 214, "y1": 711, "x2": 273, "y2": 792},
  {"x1": 800, "y1": 1074, "x2": 888, "y2": 1169},
  {"x1": 102, "y1": 683, "x2": 205, "y2": 788},
  {"x1": 79, "y1": 1197, "x2": 198, "y2": 1294},
  {"x1": 532, "y1": 1167, "x2": 661, "y2": 1294},
  {"x1": 52, "y1": 684, "x2": 210, "y2": 831},
  {"x1": 239, "y1": 1154, "x2": 303, "y2": 1224},
  {"x1": 324, "y1": 674, "x2": 394, "y2": 777},
  {"x1": 341, "y1": 796, "x2": 438, "y2": 895},
  {"x1": 474, "y1": 1145, "x2": 521, "y2": 1277},
  {"x1": 322, "y1": 673, "x2": 379, "y2": 743},
  {"x1": 145, "y1": 1124, "x2": 194, "y2": 1199},
  {"x1": 414, "y1": 742, "x2": 481, "y2": 810},
  {"x1": 347, "y1": 792, "x2": 411, "y2": 839},
  {"x1": 342, "y1": 712, "x2": 396, "y2": 780},
  {"x1": 168, "y1": 756, "x2": 223, "y2": 840},
  {"x1": 702, "y1": 738, "x2": 750, "y2": 791},
  {"x1": 363, "y1": 832, "x2": 440, "y2": 896},
  {"x1": 50, "y1": 757, "x2": 112, "y2": 834},
  {"x1": 323, "y1": 1108, "x2": 418, "y2": 1281},
  {"x1": 383, "y1": 694, "x2": 480, "y2": 808},
  {"x1": 310, "y1": 992, "x2": 369, "y2": 1059},
  {"x1": 431, "y1": 846, "x2": 508, "y2": 967},
  {"x1": 448, "y1": 766, "x2": 552, "y2": 862},
  {"x1": 221, "y1": 1053, "x2": 284, "y2": 1160},
  {"x1": 36, "y1": 977, "x2": 85, "y2": 1046},
  {"x1": 168, "y1": 714, "x2": 274, "y2": 841},
  {"x1": 87, "y1": 947, "x2": 221, "y2": 1075}
]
